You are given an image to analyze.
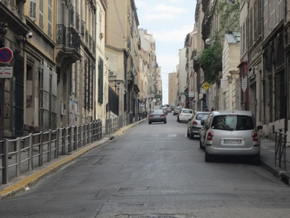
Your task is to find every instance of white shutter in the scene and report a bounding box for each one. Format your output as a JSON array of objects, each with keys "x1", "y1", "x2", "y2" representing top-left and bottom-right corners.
[{"x1": 30, "y1": 0, "x2": 36, "y2": 21}]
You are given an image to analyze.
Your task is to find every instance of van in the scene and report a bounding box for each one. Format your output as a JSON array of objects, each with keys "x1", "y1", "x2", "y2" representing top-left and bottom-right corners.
[{"x1": 199, "y1": 110, "x2": 263, "y2": 163}]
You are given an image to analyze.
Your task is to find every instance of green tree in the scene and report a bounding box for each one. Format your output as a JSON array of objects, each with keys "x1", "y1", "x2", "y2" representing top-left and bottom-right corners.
[{"x1": 197, "y1": 0, "x2": 240, "y2": 84}]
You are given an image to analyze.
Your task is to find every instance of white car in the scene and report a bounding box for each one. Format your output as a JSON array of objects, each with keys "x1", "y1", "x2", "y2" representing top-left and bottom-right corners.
[
  {"x1": 178, "y1": 108, "x2": 194, "y2": 123},
  {"x1": 199, "y1": 110, "x2": 263, "y2": 163}
]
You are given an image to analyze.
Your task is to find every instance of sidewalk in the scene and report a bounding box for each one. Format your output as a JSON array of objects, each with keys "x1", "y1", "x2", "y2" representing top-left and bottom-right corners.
[
  {"x1": 259, "y1": 138, "x2": 290, "y2": 184},
  {"x1": 0, "y1": 123, "x2": 289, "y2": 199}
]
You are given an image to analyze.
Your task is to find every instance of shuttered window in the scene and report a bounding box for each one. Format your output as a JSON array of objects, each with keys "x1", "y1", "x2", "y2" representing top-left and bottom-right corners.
[
  {"x1": 30, "y1": 0, "x2": 36, "y2": 21},
  {"x1": 278, "y1": 0, "x2": 284, "y2": 22},
  {"x1": 39, "y1": 0, "x2": 43, "y2": 29},
  {"x1": 257, "y1": 0, "x2": 262, "y2": 36},
  {"x1": 48, "y1": 0, "x2": 52, "y2": 37},
  {"x1": 269, "y1": 0, "x2": 275, "y2": 32},
  {"x1": 98, "y1": 58, "x2": 104, "y2": 104},
  {"x1": 264, "y1": 0, "x2": 268, "y2": 36}
]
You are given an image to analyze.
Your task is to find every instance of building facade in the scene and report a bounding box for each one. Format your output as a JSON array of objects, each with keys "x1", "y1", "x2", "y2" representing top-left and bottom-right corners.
[{"x1": 105, "y1": 0, "x2": 141, "y2": 121}]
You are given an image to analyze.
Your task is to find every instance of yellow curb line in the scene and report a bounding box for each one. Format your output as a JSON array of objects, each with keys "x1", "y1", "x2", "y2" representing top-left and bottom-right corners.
[{"x1": 0, "y1": 137, "x2": 109, "y2": 198}]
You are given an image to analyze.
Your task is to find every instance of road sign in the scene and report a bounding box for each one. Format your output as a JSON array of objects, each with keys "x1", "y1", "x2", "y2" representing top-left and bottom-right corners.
[
  {"x1": 0, "y1": 67, "x2": 13, "y2": 78},
  {"x1": 242, "y1": 76, "x2": 247, "y2": 92},
  {"x1": 0, "y1": 47, "x2": 13, "y2": 63},
  {"x1": 202, "y1": 82, "x2": 210, "y2": 91}
]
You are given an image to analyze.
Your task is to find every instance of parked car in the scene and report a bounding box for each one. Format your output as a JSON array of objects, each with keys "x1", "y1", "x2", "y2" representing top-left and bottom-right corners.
[
  {"x1": 148, "y1": 109, "x2": 167, "y2": 124},
  {"x1": 178, "y1": 108, "x2": 194, "y2": 123},
  {"x1": 165, "y1": 106, "x2": 172, "y2": 113},
  {"x1": 187, "y1": 111, "x2": 210, "y2": 139},
  {"x1": 173, "y1": 106, "x2": 183, "y2": 115},
  {"x1": 161, "y1": 107, "x2": 168, "y2": 115},
  {"x1": 199, "y1": 110, "x2": 263, "y2": 163}
]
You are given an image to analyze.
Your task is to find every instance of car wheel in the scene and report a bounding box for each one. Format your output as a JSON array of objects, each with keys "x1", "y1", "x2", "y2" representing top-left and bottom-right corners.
[
  {"x1": 164, "y1": 120, "x2": 167, "y2": 124},
  {"x1": 190, "y1": 131, "x2": 194, "y2": 139},
  {"x1": 252, "y1": 154, "x2": 260, "y2": 165},
  {"x1": 187, "y1": 129, "x2": 190, "y2": 137},
  {"x1": 199, "y1": 139, "x2": 203, "y2": 149},
  {"x1": 205, "y1": 152, "x2": 211, "y2": 162},
  {"x1": 149, "y1": 122, "x2": 152, "y2": 124}
]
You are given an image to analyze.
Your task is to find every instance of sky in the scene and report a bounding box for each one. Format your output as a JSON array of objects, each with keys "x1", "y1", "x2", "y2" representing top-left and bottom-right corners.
[{"x1": 135, "y1": 0, "x2": 197, "y2": 105}]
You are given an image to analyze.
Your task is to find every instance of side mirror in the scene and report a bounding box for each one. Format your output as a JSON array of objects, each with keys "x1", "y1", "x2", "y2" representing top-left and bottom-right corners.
[{"x1": 257, "y1": 125, "x2": 263, "y2": 130}]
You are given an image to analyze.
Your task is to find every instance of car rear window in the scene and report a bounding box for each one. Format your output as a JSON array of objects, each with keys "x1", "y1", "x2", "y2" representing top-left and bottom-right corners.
[
  {"x1": 196, "y1": 113, "x2": 209, "y2": 120},
  {"x1": 212, "y1": 115, "x2": 254, "y2": 130},
  {"x1": 152, "y1": 110, "x2": 163, "y2": 114},
  {"x1": 182, "y1": 109, "x2": 193, "y2": 114}
]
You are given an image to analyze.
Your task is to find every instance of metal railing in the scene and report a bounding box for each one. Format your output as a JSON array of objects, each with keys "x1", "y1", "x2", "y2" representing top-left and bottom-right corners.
[
  {"x1": 0, "y1": 120, "x2": 102, "y2": 184},
  {"x1": 105, "y1": 115, "x2": 131, "y2": 135},
  {"x1": 275, "y1": 130, "x2": 287, "y2": 170}
]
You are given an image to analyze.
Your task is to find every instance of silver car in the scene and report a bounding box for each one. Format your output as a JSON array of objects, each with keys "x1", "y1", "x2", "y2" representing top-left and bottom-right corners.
[
  {"x1": 187, "y1": 111, "x2": 210, "y2": 139},
  {"x1": 199, "y1": 110, "x2": 263, "y2": 163},
  {"x1": 148, "y1": 109, "x2": 167, "y2": 124}
]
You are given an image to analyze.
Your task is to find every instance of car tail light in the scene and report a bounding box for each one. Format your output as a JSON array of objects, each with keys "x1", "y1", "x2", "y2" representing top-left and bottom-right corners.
[
  {"x1": 192, "y1": 120, "x2": 197, "y2": 125},
  {"x1": 161, "y1": 114, "x2": 165, "y2": 117},
  {"x1": 149, "y1": 114, "x2": 154, "y2": 117},
  {"x1": 252, "y1": 131, "x2": 259, "y2": 141},
  {"x1": 207, "y1": 130, "x2": 214, "y2": 141}
]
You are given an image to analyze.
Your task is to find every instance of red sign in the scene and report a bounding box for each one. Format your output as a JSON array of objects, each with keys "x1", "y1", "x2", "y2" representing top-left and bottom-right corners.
[{"x1": 0, "y1": 47, "x2": 13, "y2": 64}]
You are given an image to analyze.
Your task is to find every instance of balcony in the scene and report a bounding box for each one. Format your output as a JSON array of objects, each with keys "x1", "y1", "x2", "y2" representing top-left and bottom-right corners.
[{"x1": 56, "y1": 24, "x2": 81, "y2": 65}]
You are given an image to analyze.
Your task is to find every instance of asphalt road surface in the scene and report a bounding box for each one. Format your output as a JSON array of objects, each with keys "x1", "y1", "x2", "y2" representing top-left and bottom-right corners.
[{"x1": 0, "y1": 113, "x2": 290, "y2": 218}]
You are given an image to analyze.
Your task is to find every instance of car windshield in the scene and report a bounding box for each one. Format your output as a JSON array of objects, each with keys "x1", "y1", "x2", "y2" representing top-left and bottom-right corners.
[{"x1": 211, "y1": 115, "x2": 254, "y2": 130}]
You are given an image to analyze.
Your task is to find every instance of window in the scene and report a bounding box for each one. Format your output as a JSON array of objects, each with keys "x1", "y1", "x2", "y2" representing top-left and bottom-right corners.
[
  {"x1": 70, "y1": 4, "x2": 74, "y2": 26},
  {"x1": 30, "y1": 0, "x2": 36, "y2": 21},
  {"x1": 84, "y1": 59, "x2": 94, "y2": 110},
  {"x1": 39, "y1": 0, "x2": 43, "y2": 29},
  {"x1": 264, "y1": 0, "x2": 269, "y2": 36},
  {"x1": 98, "y1": 58, "x2": 104, "y2": 104},
  {"x1": 48, "y1": 0, "x2": 52, "y2": 37},
  {"x1": 212, "y1": 115, "x2": 254, "y2": 131},
  {"x1": 39, "y1": 62, "x2": 57, "y2": 130},
  {"x1": 276, "y1": 70, "x2": 286, "y2": 120}
]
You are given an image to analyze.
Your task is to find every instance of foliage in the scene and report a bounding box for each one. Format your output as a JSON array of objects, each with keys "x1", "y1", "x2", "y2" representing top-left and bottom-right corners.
[
  {"x1": 217, "y1": 0, "x2": 240, "y2": 34},
  {"x1": 198, "y1": 38, "x2": 223, "y2": 84},
  {"x1": 198, "y1": 0, "x2": 240, "y2": 84}
]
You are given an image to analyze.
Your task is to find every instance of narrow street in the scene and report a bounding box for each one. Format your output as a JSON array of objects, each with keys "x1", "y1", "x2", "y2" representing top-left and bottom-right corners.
[{"x1": 0, "y1": 114, "x2": 290, "y2": 218}]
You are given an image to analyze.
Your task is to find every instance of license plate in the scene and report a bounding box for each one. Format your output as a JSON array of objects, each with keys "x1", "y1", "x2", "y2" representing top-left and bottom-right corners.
[{"x1": 224, "y1": 139, "x2": 242, "y2": 144}]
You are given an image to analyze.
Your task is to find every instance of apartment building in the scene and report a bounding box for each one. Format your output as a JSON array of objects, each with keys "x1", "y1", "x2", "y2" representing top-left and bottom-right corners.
[
  {"x1": 105, "y1": 0, "x2": 141, "y2": 121},
  {"x1": 168, "y1": 72, "x2": 177, "y2": 106},
  {"x1": 0, "y1": 0, "x2": 99, "y2": 138}
]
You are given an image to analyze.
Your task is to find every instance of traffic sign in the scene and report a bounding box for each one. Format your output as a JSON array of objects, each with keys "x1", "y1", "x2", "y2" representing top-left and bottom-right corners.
[
  {"x1": 0, "y1": 47, "x2": 13, "y2": 63},
  {"x1": 202, "y1": 82, "x2": 210, "y2": 91}
]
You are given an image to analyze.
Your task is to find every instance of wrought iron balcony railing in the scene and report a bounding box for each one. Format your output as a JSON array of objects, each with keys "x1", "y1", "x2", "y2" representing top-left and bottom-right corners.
[{"x1": 56, "y1": 24, "x2": 80, "y2": 52}]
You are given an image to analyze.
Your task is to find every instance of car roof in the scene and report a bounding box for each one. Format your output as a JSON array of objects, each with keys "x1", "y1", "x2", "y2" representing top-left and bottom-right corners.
[
  {"x1": 211, "y1": 110, "x2": 253, "y2": 116},
  {"x1": 195, "y1": 111, "x2": 210, "y2": 114},
  {"x1": 181, "y1": 108, "x2": 193, "y2": 111}
]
